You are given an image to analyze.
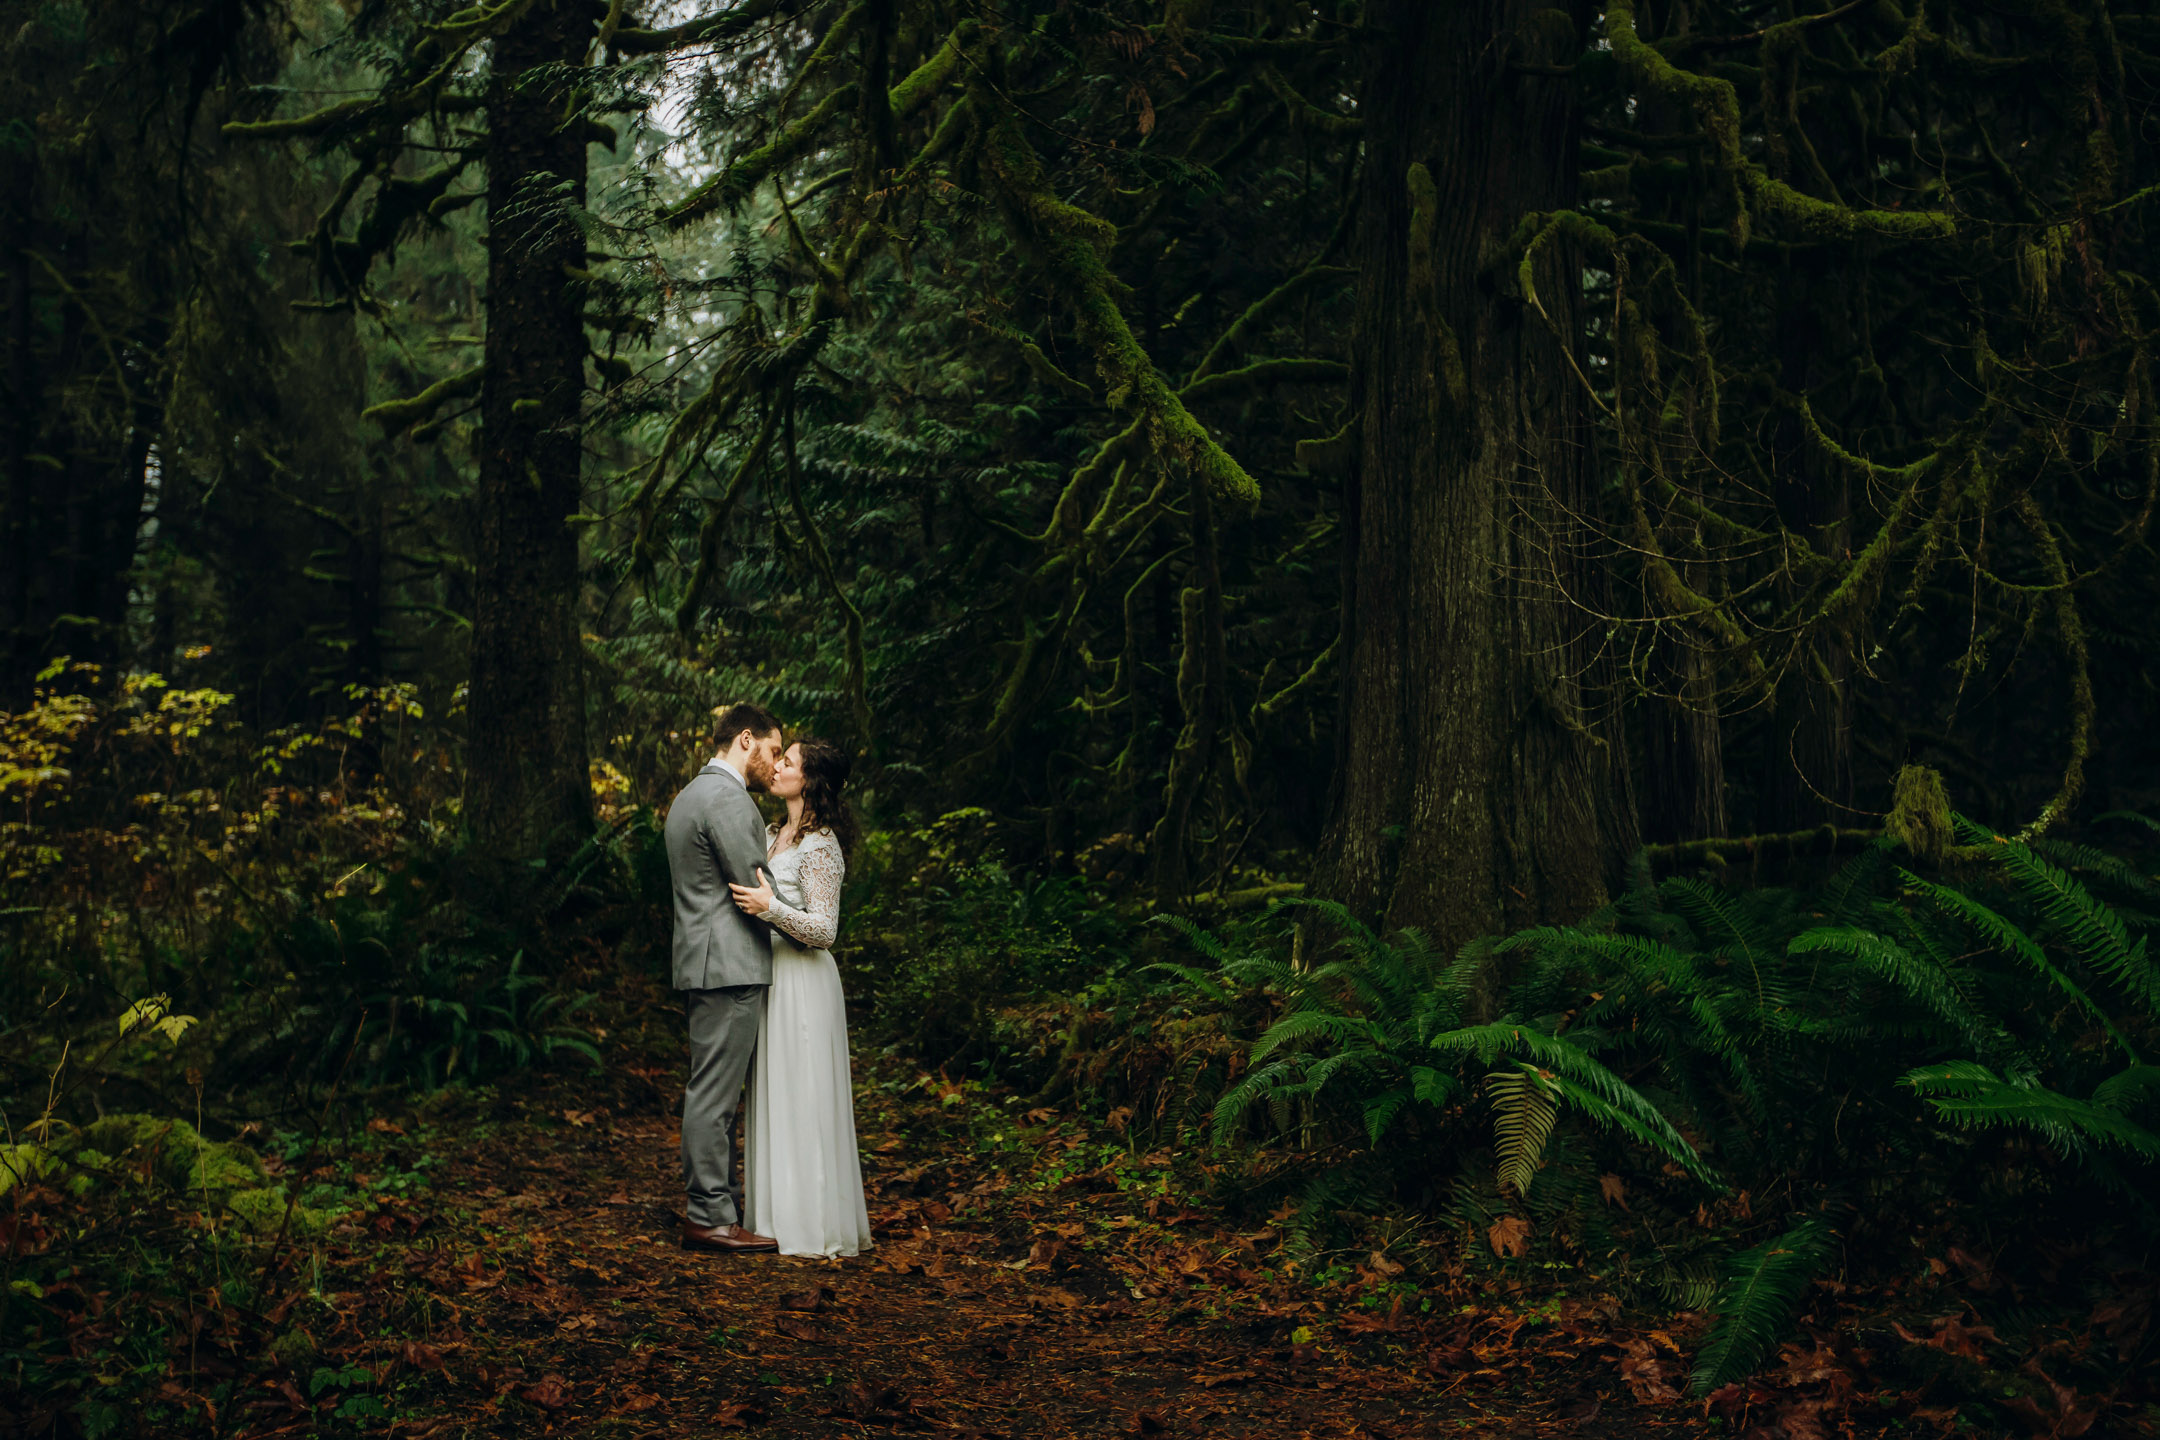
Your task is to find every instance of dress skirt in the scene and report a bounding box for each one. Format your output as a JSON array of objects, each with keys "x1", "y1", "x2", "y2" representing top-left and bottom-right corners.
[{"x1": 745, "y1": 935, "x2": 874, "y2": 1258}]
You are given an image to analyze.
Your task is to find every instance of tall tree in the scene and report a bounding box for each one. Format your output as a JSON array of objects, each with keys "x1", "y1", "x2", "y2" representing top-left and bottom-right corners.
[
  {"x1": 467, "y1": 1, "x2": 597, "y2": 858},
  {"x1": 227, "y1": 0, "x2": 609, "y2": 858},
  {"x1": 1316, "y1": 0, "x2": 1631, "y2": 941}
]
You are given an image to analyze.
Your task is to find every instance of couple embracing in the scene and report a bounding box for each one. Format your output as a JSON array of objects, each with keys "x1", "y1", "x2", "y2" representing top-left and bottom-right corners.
[{"x1": 664, "y1": 702, "x2": 872, "y2": 1259}]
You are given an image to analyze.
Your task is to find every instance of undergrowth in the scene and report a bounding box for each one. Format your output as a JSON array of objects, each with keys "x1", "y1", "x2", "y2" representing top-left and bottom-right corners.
[{"x1": 1149, "y1": 819, "x2": 2160, "y2": 1396}]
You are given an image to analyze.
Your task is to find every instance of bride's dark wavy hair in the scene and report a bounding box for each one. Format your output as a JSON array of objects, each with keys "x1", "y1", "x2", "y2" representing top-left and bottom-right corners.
[{"x1": 793, "y1": 737, "x2": 858, "y2": 860}]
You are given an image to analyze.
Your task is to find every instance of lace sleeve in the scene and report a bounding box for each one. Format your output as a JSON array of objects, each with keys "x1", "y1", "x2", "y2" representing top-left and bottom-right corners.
[{"x1": 766, "y1": 835, "x2": 844, "y2": 950}]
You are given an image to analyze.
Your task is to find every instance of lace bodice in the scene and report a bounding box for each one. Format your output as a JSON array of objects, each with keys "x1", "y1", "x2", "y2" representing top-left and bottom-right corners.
[{"x1": 762, "y1": 825, "x2": 844, "y2": 951}]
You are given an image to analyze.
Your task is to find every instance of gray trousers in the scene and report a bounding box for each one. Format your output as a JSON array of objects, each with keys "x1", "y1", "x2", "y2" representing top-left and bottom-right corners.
[{"x1": 682, "y1": 985, "x2": 765, "y2": 1228}]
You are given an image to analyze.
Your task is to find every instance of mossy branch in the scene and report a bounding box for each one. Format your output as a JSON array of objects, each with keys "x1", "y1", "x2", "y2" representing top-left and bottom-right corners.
[
  {"x1": 1604, "y1": 0, "x2": 1954, "y2": 247},
  {"x1": 610, "y1": 0, "x2": 789, "y2": 54},
  {"x1": 662, "y1": 83, "x2": 859, "y2": 229},
  {"x1": 1296, "y1": 417, "x2": 1357, "y2": 475},
  {"x1": 1186, "y1": 264, "x2": 1353, "y2": 385},
  {"x1": 673, "y1": 407, "x2": 780, "y2": 634},
  {"x1": 1179, "y1": 357, "x2": 1348, "y2": 406},
  {"x1": 1253, "y1": 637, "x2": 1338, "y2": 726},
  {"x1": 890, "y1": 19, "x2": 977, "y2": 119},
  {"x1": 221, "y1": 96, "x2": 379, "y2": 140},
  {"x1": 986, "y1": 114, "x2": 1259, "y2": 508},
  {"x1": 1799, "y1": 403, "x2": 1943, "y2": 635},
  {"x1": 2013, "y1": 495, "x2": 2094, "y2": 840},
  {"x1": 362, "y1": 366, "x2": 484, "y2": 434},
  {"x1": 1645, "y1": 826, "x2": 1885, "y2": 867},
  {"x1": 1256, "y1": 65, "x2": 1362, "y2": 136}
]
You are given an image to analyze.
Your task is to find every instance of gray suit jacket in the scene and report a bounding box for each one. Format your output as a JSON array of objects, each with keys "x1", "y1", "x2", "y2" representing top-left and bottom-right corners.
[{"x1": 664, "y1": 763, "x2": 775, "y2": 990}]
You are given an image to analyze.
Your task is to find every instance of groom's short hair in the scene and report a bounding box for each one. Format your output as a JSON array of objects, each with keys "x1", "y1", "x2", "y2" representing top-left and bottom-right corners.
[{"x1": 713, "y1": 701, "x2": 782, "y2": 748}]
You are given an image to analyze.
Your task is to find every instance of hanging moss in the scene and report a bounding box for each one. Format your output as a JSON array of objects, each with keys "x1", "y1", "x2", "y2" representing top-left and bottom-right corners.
[
  {"x1": 984, "y1": 113, "x2": 1260, "y2": 508},
  {"x1": 1885, "y1": 764, "x2": 1954, "y2": 865}
]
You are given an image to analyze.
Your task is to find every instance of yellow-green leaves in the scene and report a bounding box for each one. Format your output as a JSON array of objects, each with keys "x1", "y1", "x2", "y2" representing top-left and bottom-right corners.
[{"x1": 117, "y1": 995, "x2": 199, "y2": 1046}]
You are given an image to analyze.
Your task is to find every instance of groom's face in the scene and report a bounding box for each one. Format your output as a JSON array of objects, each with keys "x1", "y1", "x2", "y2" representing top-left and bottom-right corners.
[{"x1": 743, "y1": 729, "x2": 784, "y2": 792}]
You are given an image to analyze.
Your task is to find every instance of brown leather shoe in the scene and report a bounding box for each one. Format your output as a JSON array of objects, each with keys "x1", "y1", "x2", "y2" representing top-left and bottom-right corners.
[{"x1": 680, "y1": 1221, "x2": 778, "y2": 1253}]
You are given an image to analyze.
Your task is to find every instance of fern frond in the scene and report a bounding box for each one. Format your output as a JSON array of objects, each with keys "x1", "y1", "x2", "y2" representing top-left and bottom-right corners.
[
  {"x1": 2093, "y1": 1065, "x2": 2160, "y2": 1122},
  {"x1": 1138, "y1": 959, "x2": 1244, "y2": 1007},
  {"x1": 1488, "y1": 1064, "x2": 1559, "y2": 1198},
  {"x1": 1427, "y1": 1022, "x2": 1720, "y2": 1187},
  {"x1": 1821, "y1": 839, "x2": 1898, "y2": 924},
  {"x1": 1900, "y1": 870, "x2": 2136, "y2": 1060},
  {"x1": 1989, "y1": 836, "x2": 2157, "y2": 1015},
  {"x1": 1649, "y1": 1257, "x2": 1720, "y2": 1311},
  {"x1": 1209, "y1": 1057, "x2": 1302, "y2": 1144},
  {"x1": 1660, "y1": 876, "x2": 1767, "y2": 961},
  {"x1": 1363, "y1": 1088, "x2": 1411, "y2": 1145},
  {"x1": 1689, "y1": 1218, "x2": 1835, "y2": 1394},
  {"x1": 1789, "y1": 926, "x2": 2004, "y2": 1056},
  {"x1": 1903, "y1": 1061, "x2": 2160, "y2": 1161},
  {"x1": 1248, "y1": 1009, "x2": 1383, "y2": 1067}
]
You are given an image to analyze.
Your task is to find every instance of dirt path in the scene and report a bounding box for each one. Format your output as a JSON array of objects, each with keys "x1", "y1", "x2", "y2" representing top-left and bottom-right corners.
[{"x1": 217, "y1": 985, "x2": 1664, "y2": 1439}]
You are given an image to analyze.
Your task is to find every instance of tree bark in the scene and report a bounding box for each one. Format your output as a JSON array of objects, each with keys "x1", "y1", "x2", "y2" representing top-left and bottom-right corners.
[
  {"x1": 1642, "y1": 629, "x2": 1728, "y2": 844},
  {"x1": 1316, "y1": 0, "x2": 1631, "y2": 946},
  {"x1": 467, "y1": 0, "x2": 594, "y2": 859}
]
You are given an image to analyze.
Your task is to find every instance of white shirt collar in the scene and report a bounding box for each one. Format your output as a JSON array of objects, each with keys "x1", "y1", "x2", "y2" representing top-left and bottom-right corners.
[{"x1": 708, "y1": 757, "x2": 748, "y2": 788}]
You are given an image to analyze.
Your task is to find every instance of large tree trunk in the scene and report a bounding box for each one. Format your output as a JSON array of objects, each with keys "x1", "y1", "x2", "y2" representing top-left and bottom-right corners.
[
  {"x1": 1316, "y1": 0, "x2": 1631, "y2": 945},
  {"x1": 1642, "y1": 635, "x2": 1727, "y2": 844},
  {"x1": 467, "y1": 0, "x2": 594, "y2": 859},
  {"x1": 0, "y1": 234, "x2": 157, "y2": 701}
]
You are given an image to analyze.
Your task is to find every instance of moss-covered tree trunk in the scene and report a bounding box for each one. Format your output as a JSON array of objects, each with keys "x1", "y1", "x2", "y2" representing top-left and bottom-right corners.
[
  {"x1": 467, "y1": 0, "x2": 593, "y2": 859},
  {"x1": 1316, "y1": 0, "x2": 1630, "y2": 944}
]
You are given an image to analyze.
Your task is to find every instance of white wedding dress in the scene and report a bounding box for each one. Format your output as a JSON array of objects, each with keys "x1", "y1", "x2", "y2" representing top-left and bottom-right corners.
[{"x1": 745, "y1": 826, "x2": 873, "y2": 1258}]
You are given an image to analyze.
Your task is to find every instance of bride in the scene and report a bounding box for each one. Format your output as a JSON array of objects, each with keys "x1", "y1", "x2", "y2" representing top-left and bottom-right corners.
[{"x1": 727, "y1": 737, "x2": 873, "y2": 1259}]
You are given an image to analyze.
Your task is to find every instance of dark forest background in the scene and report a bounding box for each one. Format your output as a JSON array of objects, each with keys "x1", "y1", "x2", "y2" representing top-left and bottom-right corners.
[{"x1": 4, "y1": 0, "x2": 2160, "y2": 1434}]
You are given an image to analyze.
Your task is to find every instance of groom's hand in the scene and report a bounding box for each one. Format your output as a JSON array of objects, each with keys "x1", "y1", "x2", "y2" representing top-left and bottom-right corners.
[{"x1": 728, "y1": 867, "x2": 775, "y2": 917}]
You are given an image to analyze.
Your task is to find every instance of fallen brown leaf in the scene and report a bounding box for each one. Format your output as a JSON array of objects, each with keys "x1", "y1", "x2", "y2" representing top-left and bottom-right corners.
[
  {"x1": 715, "y1": 1399, "x2": 766, "y2": 1428},
  {"x1": 773, "y1": 1314, "x2": 825, "y2": 1342},
  {"x1": 516, "y1": 1374, "x2": 571, "y2": 1411},
  {"x1": 1616, "y1": 1338, "x2": 1682, "y2": 1405},
  {"x1": 400, "y1": 1339, "x2": 446, "y2": 1371}
]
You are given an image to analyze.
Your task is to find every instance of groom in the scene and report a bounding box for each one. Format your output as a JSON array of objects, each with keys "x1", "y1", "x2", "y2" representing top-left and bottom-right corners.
[{"x1": 665, "y1": 701, "x2": 785, "y2": 1253}]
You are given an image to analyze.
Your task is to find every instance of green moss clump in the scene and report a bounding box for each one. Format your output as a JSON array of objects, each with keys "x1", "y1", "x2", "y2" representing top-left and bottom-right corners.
[
  {"x1": 1886, "y1": 765, "x2": 1954, "y2": 865},
  {"x1": 79, "y1": 1114, "x2": 267, "y2": 1194},
  {"x1": 55, "y1": 1116, "x2": 344, "y2": 1231},
  {"x1": 0, "y1": 1141, "x2": 56, "y2": 1197},
  {"x1": 227, "y1": 1186, "x2": 338, "y2": 1237}
]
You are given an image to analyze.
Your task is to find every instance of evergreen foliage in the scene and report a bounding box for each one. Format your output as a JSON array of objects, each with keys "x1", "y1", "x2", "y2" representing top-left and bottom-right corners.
[
  {"x1": 1689, "y1": 1217, "x2": 1837, "y2": 1395},
  {"x1": 1165, "y1": 821, "x2": 2159, "y2": 1384}
]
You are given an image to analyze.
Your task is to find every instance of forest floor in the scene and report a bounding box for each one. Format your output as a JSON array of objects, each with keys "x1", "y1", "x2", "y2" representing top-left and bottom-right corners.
[
  {"x1": 152, "y1": 971, "x2": 1709, "y2": 1440},
  {"x1": 14, "y1": 968, "x2": 2073, "y2": 1440}
]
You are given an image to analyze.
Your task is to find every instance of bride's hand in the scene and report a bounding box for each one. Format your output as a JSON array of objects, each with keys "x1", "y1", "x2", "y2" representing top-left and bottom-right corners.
[{"x1": 729, "y1": 868, "x2": 775, "y2": 917}]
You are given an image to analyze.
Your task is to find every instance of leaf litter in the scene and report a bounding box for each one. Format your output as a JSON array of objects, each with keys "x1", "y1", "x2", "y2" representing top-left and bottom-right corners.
[{"x1": 5, "y1": 971, "x2": 2151, "y2": 1438}]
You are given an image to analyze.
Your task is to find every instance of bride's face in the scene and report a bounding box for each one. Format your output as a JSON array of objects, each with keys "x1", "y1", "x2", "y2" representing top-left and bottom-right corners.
[{"x1": 768, "y1": 743, "x2": 806, "y2": 801}]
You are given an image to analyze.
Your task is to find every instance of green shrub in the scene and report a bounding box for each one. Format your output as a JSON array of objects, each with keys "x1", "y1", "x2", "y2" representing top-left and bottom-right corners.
[
  {"x1": 1161, "y1": 822, "x2": 2160, "y2": 1385},
  {"x1": 849, "y1": 811, "x2": 1127, "y2": 1074}
]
